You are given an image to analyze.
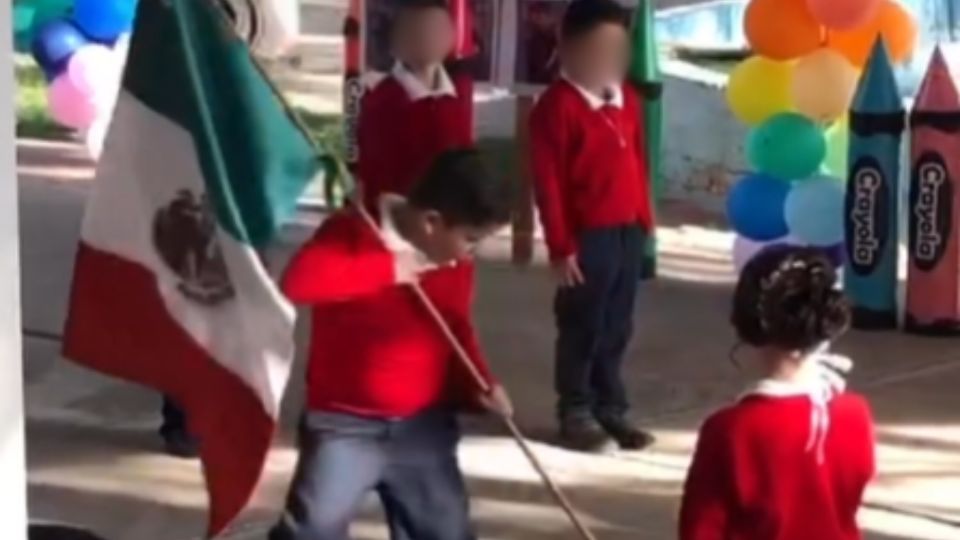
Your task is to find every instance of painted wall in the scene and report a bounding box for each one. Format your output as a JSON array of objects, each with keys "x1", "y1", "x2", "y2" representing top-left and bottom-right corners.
[{"x1": 0, "y1": 4, "x2": 28, "y2": 539}]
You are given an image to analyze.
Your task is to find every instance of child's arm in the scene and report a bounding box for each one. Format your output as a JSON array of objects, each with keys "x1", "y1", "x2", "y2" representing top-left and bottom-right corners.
[
  {"x1": 628, "y1": 89, "x2": 655, "y2": 229},
  {"x1": 679, "y1": 415, "x2": 731, "y2": 540},
  {"x1": 529, "y1": 98, "x2": 575, "y2": 261},
  {"x1": 280, "y1": 214, "x2": 398, "y2": 304}
]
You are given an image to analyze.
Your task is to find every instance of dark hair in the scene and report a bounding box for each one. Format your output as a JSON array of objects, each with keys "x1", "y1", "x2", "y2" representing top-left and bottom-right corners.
[
  {"x1": 732, "y1": 246, "x2": 850, "y2": 352},
  {"x1": 409, "y1": 148, "x2": 512, "y2": 228},
  {"x1": 393, "y1": 0, "x2": 449, "y2": 22},
  {"x1": 561, "y1": 0, "x2": 630, "y2": 42}
]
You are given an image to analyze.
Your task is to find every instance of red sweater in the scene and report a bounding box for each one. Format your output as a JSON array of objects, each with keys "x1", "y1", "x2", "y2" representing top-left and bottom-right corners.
[
  {"x1": 280, "y1": 209, "x2": 493, "y2": 417},
  {"x1": 358, "y1": 71, "x2": 473, "y2": 209},
  {"x1": 530, "y1": 80, "x2": 653, "y2": 261},
  {"x1": 680, "y1": 393, "x2": 876, "y2": 540}
]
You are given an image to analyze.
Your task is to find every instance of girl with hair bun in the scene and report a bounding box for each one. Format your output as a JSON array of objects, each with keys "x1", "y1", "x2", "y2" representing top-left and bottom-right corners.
[{"x1": 680, "y1": 247, "x2": 876, "y2": 540}]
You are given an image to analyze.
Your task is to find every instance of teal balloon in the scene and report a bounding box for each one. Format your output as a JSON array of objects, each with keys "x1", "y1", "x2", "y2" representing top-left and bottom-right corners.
[
  {"x1": 785, "y1": 176, "x2": 845, "y2": 246},
  {"x1": 747, "y1": 113, "x2": 827, "y2": 180},
  {"x1": 13, "y1": 0, "x2": 74, "y2": 54}
]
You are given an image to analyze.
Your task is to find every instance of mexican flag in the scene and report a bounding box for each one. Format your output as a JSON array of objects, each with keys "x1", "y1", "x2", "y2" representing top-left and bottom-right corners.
[{"x1": 62, "y1": 0, "x2": 320, "y2": 536}]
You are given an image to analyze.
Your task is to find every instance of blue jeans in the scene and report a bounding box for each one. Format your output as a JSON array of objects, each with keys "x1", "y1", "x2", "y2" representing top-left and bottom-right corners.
[
  {"x1": 270, "y1": 409, "x2": 475, "y2": 540},
  {"x1": 554, "y1": 225, "x2": 645, "y2": 422}
]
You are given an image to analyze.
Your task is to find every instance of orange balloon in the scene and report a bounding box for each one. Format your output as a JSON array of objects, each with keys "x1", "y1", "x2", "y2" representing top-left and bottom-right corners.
[
  {"x1": 746, "y1": 0, "x2": 824, "y2": 61},
  {"x1": 827, "y1": 0, "x2": 918, "y2": 66}
]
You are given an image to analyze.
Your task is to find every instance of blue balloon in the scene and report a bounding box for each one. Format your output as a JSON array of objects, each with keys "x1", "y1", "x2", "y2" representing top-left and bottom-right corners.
[
  {"x1": 73, "y1": 0, "x2": 137, "y2": 42},
  {"x1": 726, "y1": 173, "x2": 791, "y2": 241},
  {"x1": 31, "y1": 18, "x2": 88, "y2": 77},
  {"x1": 785, "y1": 176, "x2": 845, "y2": 246}
]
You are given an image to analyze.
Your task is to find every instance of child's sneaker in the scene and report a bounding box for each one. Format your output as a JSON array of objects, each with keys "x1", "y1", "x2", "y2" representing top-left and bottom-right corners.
[
  {"x1": 597, "y1": 416, "x2": 655, "y2": 451},
  {"x1": 559, "y1": 416, "x2": 617, "y2": 453}
]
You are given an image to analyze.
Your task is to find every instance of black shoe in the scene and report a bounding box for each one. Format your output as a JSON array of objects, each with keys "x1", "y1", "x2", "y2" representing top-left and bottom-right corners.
[
  {"x1": 559, "y1": 416, "x2": 617, "y2": 454},
  {"x1": 162, "y1": 429, "x2": 200, "y2": 459},
  {"x1": 597, "y1": 416, "x2": 655, "y2": 451}
]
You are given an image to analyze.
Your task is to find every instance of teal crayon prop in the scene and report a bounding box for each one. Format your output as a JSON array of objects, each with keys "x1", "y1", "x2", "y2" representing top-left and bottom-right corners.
[{"x1": 844, "y1": 38, "x2": 905, "y2": 330}]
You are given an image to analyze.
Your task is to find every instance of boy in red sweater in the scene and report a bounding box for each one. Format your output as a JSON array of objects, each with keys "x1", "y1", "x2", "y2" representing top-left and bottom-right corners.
[
  {"x1": 270, "y1": 149, "x2": 512, "y2": 540},
  {"x1": 530, "y1": 0, "x2": 654, "y2": 452},
  {"x1": 680, "y1": 247, "x2": 876, "y2": 540},
  {"x1": 358, "y1": 0, "x2": 473, "y2": 210}
]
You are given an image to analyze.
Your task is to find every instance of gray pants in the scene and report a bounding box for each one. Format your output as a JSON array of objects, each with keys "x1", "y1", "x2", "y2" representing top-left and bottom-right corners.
[{"x1": 270, "y1": 409, "x2": 475, "y2": 540}]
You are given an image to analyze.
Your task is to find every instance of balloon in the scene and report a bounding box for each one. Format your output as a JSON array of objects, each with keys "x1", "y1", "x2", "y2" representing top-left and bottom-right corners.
[
  {"x1": 85, "y1": 117, "x2": 110, "y2": 160},
  {"x1": 726, "y1": 173, "x2": 791, "y2": 241},
  {"x1": 747, "y1": 113, "x2": 827, "y2": 179},
  {"x1": 746, "y1": 0, "x2": 823, "y2": 61},
  {"x1": 47, "y1": 75, "x2": 104, "y2": 130},
  {"x1": 827, "y1": 0, "x2": 918, "y2": 67},
  {"x1": 823, "y1": 117, "x2": 849, "y2": 177},
  {"x1": 792, "y1": 49, "x2": 859, "y2": 123},
  {"x1": 31, "y1": 19, "x2": 88, "y2": 76},
  {"x1": 73, "y1": 0, "x2": 137, "y2": 42},
  {"x1": 807, "y1": 0, "x2": 882, "y2": 30},
  {"x1": 67, "y1": 44, "x2": 119, "y2": 95},
  {"x1": 785, "y1": 176, "x2": 846, "y2": 246},
  {"x1": 726, "y1": 56, "x2": 794, "y2": 125},
  {"x1": 15, "y1": 0, "x2": 74, "y2": 54},
  {"x1": 733, "y1": 235, "x2": 783, "y2": 273}
]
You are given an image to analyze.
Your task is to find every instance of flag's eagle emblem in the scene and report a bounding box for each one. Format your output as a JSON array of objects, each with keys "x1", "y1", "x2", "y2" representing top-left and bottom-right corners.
[{"x1": 153, "y1": 190, "x2": 236, "y2": 306}]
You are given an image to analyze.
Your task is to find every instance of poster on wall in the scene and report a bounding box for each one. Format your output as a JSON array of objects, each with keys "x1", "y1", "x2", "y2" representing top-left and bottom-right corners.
[{"x1": 362, "y1": 0, "x2": 500, "y2": 81}]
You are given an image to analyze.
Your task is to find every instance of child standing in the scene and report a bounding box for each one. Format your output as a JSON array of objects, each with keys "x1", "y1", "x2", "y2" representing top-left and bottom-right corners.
[
  {"x1": 530, "y1": 0, "x2": 654, "y2": 452},
  {"x1": 680, "y1": 247, "x2": 875, "y2": 540},
  {"x1": 358, "y1": 0, "x2": 473, "y2": 210},
  {"x1": 269, "y1": 149, "x2": 512, "y2": 540}
]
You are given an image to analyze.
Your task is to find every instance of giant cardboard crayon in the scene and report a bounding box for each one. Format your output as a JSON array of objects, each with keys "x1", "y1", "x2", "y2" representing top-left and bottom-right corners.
[
  {"x1": 844, "y1": 38, "x2": 905, "y2": 330},
  {"x1": 342, "y1": 0, "x2": 364, "y2": 174},
  {"x1": 628, "y1": 0, "x2": 663, "y2": 280},
  {"x1": 906, "y1": 48, "x2": 960, "y2": 335}
]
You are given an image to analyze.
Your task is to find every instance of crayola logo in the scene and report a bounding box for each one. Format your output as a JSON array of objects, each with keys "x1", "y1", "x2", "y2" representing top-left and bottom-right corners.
[
  {"x1": 910, "y1": 152, "x2": 953, "y2": 272},
  {"x1": 342, "y1": 76, "x2": 364, "y2": 164},
  {"x1": 846, "y1": 156, "x2": 889, "y2": 275}
]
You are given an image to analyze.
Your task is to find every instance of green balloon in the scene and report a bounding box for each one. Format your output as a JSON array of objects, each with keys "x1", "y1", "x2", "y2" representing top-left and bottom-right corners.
[
  {"x1": 13, "y1": 5, "x2": 36, "y2": 33},
  {"x1": 822, "y1": 118, "x2": 849, "y2": 178},
  {"x1": 747, "y1": 113, "x2": 827, "y2": 180},
  {"x1": 13, "y1": 0, "x2": 73, "y2": 54}
]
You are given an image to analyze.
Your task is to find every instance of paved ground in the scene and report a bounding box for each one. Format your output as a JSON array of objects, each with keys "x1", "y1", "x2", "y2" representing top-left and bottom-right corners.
[{"x1": 17, "y1": 138, "x2": 960, "y2": 540}]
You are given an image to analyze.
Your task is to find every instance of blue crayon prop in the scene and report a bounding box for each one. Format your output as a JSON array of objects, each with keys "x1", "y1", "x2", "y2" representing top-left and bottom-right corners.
[{"x1": 844, "y1": 38, "x2": 906, "y2": 330}]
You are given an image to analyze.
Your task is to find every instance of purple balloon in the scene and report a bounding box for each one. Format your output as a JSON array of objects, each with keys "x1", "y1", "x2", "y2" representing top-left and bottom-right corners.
[
  {"x1": 48, "y1": 75, "x2": 102, "y2": 130},
  {"x1": 31, "y1": 19, "x2": 88, "y2": 76}
]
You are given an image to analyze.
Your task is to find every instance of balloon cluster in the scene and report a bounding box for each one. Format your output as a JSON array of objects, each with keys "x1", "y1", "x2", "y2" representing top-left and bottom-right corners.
[
  {"x1": 726, "y1": 0, "x2": 917, "y2": 273},
  {"x1": 14, "y1": 0, "x2": 137, "y2": 158}
]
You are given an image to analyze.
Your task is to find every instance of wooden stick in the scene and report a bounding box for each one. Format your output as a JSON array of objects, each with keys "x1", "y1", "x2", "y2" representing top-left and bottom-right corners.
[{"x1": 406, "y1": 284, "x2": 597, "y2": 540}]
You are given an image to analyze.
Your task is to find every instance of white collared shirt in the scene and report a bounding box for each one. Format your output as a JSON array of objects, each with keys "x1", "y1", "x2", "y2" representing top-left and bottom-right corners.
[
  {"x1": 391, "y1": 62, "x2": 457, "y2": 101},
  {"x1": 562, "y1": 73, "x2": 624, "y2": 110}
]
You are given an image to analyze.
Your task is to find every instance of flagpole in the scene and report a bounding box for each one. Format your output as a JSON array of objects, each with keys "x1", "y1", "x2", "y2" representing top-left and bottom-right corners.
[{"x1": 354, "y1": 206, "x2": 598, "y2": 540}]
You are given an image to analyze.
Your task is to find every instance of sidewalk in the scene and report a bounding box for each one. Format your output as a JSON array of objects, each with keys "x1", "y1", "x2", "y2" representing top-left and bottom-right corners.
[{"x1": 18, "y1": 139, "x2": 960, "y2": 540}]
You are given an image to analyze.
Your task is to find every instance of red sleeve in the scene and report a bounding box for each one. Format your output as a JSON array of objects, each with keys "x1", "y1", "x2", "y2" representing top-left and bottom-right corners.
[
  {"x1": 679, "y1": 413, "x2": 732, "y2": 540},
  {"x1": 280, "y1": 213, "x2": 398, "y2": 304},
  {"x1": 358, "y1": 86, "x2": 391, "y2": 210},
  {"x1": 452, "y1": 70, "x2": 475, "y2": 144},
  {"x1": 529, "y1": 93, "x2": 575, "y2": 261}
]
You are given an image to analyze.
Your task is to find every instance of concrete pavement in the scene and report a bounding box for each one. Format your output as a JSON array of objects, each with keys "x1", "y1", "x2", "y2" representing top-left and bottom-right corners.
[{"x1": 17, "y1": 138, "x2": 960, "y2": 540}]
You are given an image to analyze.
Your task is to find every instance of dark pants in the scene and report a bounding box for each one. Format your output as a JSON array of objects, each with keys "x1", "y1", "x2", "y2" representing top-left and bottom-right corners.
[
  {"x1": 554, "y1": 225, "x2": 644, "y2": 422},
  {"x1": 270, "y1": 409, "x2": 475, "y2": 540},
  {"x1": 160, "y1": 396, "x2": 188, "y2": 437}
]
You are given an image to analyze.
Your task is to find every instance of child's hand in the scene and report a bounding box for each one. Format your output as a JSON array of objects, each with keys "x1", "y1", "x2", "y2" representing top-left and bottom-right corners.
[
  {"x1": 478, "y1": 384, "x2": 514, "y2": 418},
  {"x1": 552, "y1": 255, "x2": 585, "y2": 287}
]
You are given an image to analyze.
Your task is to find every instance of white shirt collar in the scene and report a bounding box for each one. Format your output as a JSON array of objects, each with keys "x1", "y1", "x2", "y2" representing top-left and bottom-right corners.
[
  {"x1": 562, "y1": 73, "x2": 624, "y2": 110},
  {"x1": 391, "y1": 62, "x2": 457, "y2": 101}
]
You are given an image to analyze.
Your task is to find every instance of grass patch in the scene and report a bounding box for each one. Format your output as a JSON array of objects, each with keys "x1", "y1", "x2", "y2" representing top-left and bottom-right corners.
[{"x1": 15, "y1": 60, "x2": 70, "y2": 140}]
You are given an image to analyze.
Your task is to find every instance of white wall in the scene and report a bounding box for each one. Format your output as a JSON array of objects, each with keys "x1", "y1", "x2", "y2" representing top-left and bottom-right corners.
[{"x1": 0, "y1": 4, "x2": 28, "y2": 540}]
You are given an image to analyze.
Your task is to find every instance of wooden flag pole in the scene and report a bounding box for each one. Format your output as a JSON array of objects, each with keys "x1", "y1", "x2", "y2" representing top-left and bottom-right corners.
[{"x1": 355, "y1": 207, "x2": 597, "y2": 540}]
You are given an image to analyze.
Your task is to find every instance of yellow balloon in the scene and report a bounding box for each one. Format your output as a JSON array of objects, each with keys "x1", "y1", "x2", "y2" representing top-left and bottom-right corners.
[
  {"x1": 726, "y1": 56, "x2": 795, "y2": 125},
  {"x1": 792, "y1": 48, "x2": 859, "y2": 123}
]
